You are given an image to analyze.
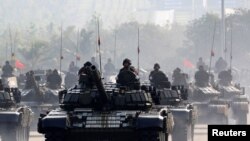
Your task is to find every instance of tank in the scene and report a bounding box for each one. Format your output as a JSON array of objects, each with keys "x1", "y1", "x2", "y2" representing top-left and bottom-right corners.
[
  {"x1": 147, "y1": 72, "x2": 196, "y2": 141},
  {"x1": 189, "y1": 84, "x2": 229, "y2": 124},
  {"x1": 217, "y1": 83, "x2": 249, "y2": 124},
  {"x1": 21, "y1": 70, "x2": 61, "y2": 130},
  {"x1": 38, "y1": 65, "x2": 174, "y2": 141},
  {"x1": 0, "y1": 77, "x2": 33, "y2": 141}
]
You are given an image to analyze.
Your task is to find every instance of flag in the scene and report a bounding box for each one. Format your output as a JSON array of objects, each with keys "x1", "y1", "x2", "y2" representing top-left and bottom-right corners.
[
  {"x1": 61, "y1": 56, "x2": 63, "y2": 60},
  {"x1": 15, "y1": 60, "x2": 25, "y2": 70},
  {"x1": 211, "y1": 50, "x2": 215, "y2": 57},
  {"x1": 76, "y1": 54, "x2": 80, "y2": 61},
  {"x1": 137, "y1": 46, "x2": 140, "y2": 54},
  {"x1": 183, "y1": 59, "x2": 194, "y2": 68}
]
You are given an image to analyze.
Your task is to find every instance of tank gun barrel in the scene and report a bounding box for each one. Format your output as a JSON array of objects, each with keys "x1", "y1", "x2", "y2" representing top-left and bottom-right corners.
[{"x1": 90, "y1": 65, "x2": 109, "y2": 106}]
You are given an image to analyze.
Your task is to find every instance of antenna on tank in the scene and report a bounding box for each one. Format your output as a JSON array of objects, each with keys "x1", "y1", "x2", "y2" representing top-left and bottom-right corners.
[
  {"x1": 137, "y1": 27, "x2": 140, "y2": 75},
  {"x1": 208, "y1": 22, "x2": 216, "y2": 75},
  {"x1": 97, "y1": 18, "x2": 102, "y2": 75},
  {"x1": 229, "y1": 22, "x2": 233, "y2": 71},
  {"x1": 59, "y1": 22, "x2": 63, "y2": 77}
]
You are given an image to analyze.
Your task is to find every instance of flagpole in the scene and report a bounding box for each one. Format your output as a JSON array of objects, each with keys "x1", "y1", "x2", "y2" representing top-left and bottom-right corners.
[
  {"x1": 13, "y1": 29, "x2": 17, "y2": 58},
  {"x1": 5, "y1": 41, "x2": 8, "y2": 61},
  {"x1": 114, "y1": 30, "x2": 117, "y2": 69},
  {"x1": 230, "y1": 22, "x2": 233, "y2": 71},
  {"x1": 95, "y1": 18, "x2": 98, "y2": 59},
  {"x1": 9, "y1": 25, "x2": 13, "y2": 61},
  {"x1": 97, "y1": 18, "x2": 102, "y2": 75},
  {"x1": 137, "y1": 27, "x2": 140, "y2": 75},
  {"x1": 76, "y1": 29, "x2": 79, "y2": 67},
  {"x1": 60, "y1": 23, "x2": 63, "y2": 77},
  {"x1": 209, "y1": 22, "x2": 216, "y2": 75},
  {"x1": 221, "y1": 0, "x2": 226, "y2": 59}
]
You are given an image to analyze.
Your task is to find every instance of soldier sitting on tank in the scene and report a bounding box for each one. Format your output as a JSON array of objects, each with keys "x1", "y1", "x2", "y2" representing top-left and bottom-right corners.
[
  {"x1": 149, "y1": 63, "x2": 170, "y2": 89},
  {"x1": 194, "y1": 66, "x2": 209, "y2": 87},
  {"x1": 214, "y1": 57, "x2": 228, "y2": 74},
  {"x1": 104, "y1": 58, "x2": 116, "y2": 76},
  {"x1": 24, "y1": 71, "x2": 37, "y2": 89},
  {"x1": 172, "y1": 67, "x2": 188, "y2": 88},
  {"x1": 1, "y1": 61, "x2": 14, "y2": 77},
  {"x1": 47, "y1": 69, "x2": 62, "y2": 89},
  {"x1": 116, "y1": 58, "x2": 140, "y2": 89},
  {"x1": 24, "y1": 70, "x2": 42, "y2": 97},
  {"x1": 68, "y1": 61, "x2": 79, "y2": 74},
  {"x1": 218, "y1": 69, "x2": 232, "y2": 86},
  {"x1": 78, "y1": 61, "x2": 96, "y2": 89}
]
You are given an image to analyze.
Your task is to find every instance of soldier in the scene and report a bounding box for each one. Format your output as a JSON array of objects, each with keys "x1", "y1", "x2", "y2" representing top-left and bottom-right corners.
[
  {"x1": 78, "y1": 61, "x2": 96, "y2": 88},
  {"x1": 91, "y1": 57, "x2": 99, "y2": 70},
  {"x1": 25, "y1": 71, "x2": 34, "y2": 89},
  {"x1": 68, "y1": 61, "x2": 79, "y2": 74},
  {"x1": 149, "y1": 63, "x2": 170, "y2": 88},
  {"x1": 116, "y1": 58, "x2": 139, "y2": 87},
  {"x1": 78, "y1": 61, "x2": 92, "y2": 76},
  {"x1": 47, "y1": 69, "x2": 62, "y2": 89},
  {"x1": 196, "y1": 57, "x2": 206, "y2": 70},
  {"x1": 1, "y1": 61, "x2": 14, "y2": 77},
  {"x1": 214, "y1": 57, "x2": 227, "y2": 73},
  {"x1": 104, "y1": 58, "x2": 116, "y2": 75},
  {"x1": 218, "y1": 69, "x2": 232, "y2": 86},
  {"x1": 194, "y1": 66, "x2": 209, "y2": 87},
  {"x1": 118, "y1": 58, "x2": 137, "y2": 74},
  {"x1": 172, "y1": 67, "x2": 188, "y2": 87}
]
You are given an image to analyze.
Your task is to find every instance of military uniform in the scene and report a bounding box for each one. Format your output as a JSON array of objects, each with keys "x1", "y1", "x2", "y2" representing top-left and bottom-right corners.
[
  {"x1": 215, "y1": 57, "x2": 227, "y2": 73},
  {"x1": 116, "y1": 58, "x2": 139, "y2": 88},
  {"x1": 195, "y1": 66, "x2": 209, "y2": 87},
  {"x1": 172, "y1": 68, "x2": 188, "y2": 87},
  {"x1": 47, "y1": 69, "x2": 62, "y2": 89},
  {"x1": 218, "y1": 70, "x2": 232, "y2": 86},
  {"x1": 2, "y1": 61, "x2": 14, "y2": 77},
  {"x1": 149, "y1": 63, "x2": 170, "y2": 88}
]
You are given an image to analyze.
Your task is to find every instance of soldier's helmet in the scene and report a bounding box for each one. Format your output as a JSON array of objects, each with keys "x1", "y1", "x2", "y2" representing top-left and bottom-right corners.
[
  {"x1": 175, "y1": 67, "x2": 181, "y2": 72},
  {"x1": 84, "y1": 61, "x2": 92, "y2": 67},
  {"x1": 123, "y1": 58, "x2": 131, "y2": 66},
  {"x1": 154, "y1": 63, "x2": 160, "y2": 69}
]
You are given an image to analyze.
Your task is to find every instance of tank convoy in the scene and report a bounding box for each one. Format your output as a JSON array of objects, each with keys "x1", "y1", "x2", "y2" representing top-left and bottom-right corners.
[
  {"x1": 0, "y1": 77, "x2": 33, "y2": 141},
  {"x1": 148, "y1": 70, "x2": 196, "y2": 141},
  {"x1": 38, "y1": 65, "x2": 174, "y2": 141}
]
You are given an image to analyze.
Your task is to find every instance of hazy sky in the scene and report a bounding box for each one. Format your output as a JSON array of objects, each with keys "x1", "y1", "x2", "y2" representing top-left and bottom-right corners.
[{"x1": 0, "y1": 0, "x2": 249, "y2": 29}]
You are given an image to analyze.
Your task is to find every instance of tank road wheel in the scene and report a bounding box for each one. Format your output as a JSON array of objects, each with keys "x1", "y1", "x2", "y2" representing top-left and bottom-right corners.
[
  {"x1": 1, "y1": 125, "x2": 29, "y2": 141},
  {"x1": 171, "y1": 118, "x2": 193, "y2": 141},
  {"x1": 45, "y1": 131, "x2": 65, "y2": 141},
  {"x1": 138, "y1": 130, "x2": 168, "y2": 141}
]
